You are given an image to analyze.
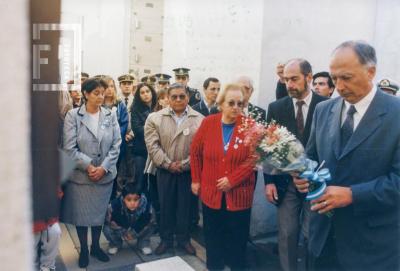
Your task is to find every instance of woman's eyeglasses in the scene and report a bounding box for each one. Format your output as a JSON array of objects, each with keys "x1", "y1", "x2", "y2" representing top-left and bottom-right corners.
[{"x1": 227, "y1": 100, "x2": 244, "y2": 108}]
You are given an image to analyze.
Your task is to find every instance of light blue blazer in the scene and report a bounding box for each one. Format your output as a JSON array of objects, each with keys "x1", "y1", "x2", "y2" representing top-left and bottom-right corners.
[
  {"x1": 306, "y1": 90, "x2": 400, "y2": 270},
  {"x1": 63, "y1": 105, "x2": 122, "y2": 185}
]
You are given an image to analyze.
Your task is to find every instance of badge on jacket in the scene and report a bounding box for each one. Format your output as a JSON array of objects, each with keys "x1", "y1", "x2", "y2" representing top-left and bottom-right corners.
[{"x1": 183, "y1": 128, "x2": 190, "y2": 136}]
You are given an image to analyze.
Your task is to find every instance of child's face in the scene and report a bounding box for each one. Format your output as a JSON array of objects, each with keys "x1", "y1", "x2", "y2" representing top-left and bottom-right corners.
[{"x1": 123, "y1": 194, "x2": 141, "y2": 211}]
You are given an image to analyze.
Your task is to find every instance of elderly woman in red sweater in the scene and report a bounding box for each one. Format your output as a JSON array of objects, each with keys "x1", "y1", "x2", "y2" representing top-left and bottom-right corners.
[{"x1": 190, "y1": 83, "x2": 256, "y2": 271}]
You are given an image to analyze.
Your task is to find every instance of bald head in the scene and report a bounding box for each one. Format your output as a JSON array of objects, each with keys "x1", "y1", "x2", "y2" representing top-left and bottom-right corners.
[
  {"x1": 285, "y1": 58, "x2": 312, "y2": 76},
  {"x1": 330, "y1": 41, "x2": 376, "y2": 104},
  {"x1": 333, "y1": 40, "x2": 377, "y2": 68},
  {"x1": 283, "y1": 59, "x2": 312, "y2": 99},
  {"x1": 236, "y1": 76, "x2": 254, "y2": 103}
]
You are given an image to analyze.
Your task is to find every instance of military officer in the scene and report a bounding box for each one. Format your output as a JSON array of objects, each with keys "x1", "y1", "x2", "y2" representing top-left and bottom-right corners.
[
  {"x1": 155, "y1": 73, "x2": 171, "y2": 92},
  {"x1": 378, "y1": 78, "x2": 399, "y2": 96},
  {"x1": 141, "y1": 75, "x2": 157, "y2": 88},
  {"x1": 173, "y1": 67, "x2": 201, "y2": 106},
  {"x1": 118, "y1": 74, "x2": 136, "y2": 111}
]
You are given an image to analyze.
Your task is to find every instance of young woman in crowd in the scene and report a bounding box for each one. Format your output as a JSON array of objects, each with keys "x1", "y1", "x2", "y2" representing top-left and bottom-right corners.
[
  {"x1": 130, "y1": 83, "x2": 157, "y2": 193},
  {"x1": 102, "y1": 76, "x2": 129, "y2": 199}
]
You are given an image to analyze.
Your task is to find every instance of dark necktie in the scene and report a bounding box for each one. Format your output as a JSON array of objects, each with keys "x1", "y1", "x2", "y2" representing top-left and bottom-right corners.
[
  {"x1": 125, "y1": 97, "x2": 128, "y2": 107},
  {"x1": 296, "y1": 100, "x2": 305, "y2": 137},
  {"x1": 340, "y1": 105, "x2": 357, "y2": 150}
]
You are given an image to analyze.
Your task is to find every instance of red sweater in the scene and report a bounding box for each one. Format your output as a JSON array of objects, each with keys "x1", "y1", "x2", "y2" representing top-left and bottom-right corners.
[{"x1": 190, "y1": 113, "x2": 256, "y2": 211}]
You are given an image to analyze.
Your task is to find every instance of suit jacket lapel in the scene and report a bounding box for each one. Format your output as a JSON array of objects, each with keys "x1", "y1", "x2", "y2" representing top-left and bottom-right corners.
[
  {"x1": 79, "y1": 106, "x2": 98, "y2": 139},
  {"x1": 97, "y1": 108, "x2": 110, "y2": 142},
  {"x1": 284, "y1": 98, "x2": 297, "y2": 135},
  {"x1": 304, "y1": 93, "x2": 318, "y2": 131},
  {"x1": 201, "y1": 100, "x2": 210, "y2": 115},
  {"x1": 248, "y1": 103, "x2": 254, "y2": 114},
  {"x1": 173, "y1": 118, "x2": 190, "y2": 141},
  {"x1": 171, "y1": 108, "x2": 196, "y2": 142},
  {"x1": 329, "y1": 98, "x2": 343, "y2": 160},
  {"x1": 339, "y1": 91, "x2": 387, "y2": 159}
]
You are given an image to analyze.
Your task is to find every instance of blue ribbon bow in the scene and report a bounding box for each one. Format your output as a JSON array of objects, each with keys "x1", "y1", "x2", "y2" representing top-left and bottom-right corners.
[{"x1": 299, "y1": 159, "x2": 331, "y2": 201}]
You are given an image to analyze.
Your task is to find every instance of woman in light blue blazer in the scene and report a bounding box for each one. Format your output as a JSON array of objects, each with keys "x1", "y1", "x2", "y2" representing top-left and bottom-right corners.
[{"x1": 62, "y1": 78, "x2": 121, "y2": 268}]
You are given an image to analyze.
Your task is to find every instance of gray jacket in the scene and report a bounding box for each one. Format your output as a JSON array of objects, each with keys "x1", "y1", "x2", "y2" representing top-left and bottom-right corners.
[{"x1": 63, "y1": 105, "x2": 121, "y2": 185}]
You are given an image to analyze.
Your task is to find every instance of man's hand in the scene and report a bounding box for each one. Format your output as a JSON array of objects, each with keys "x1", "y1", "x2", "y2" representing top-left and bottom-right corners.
[
  {"x1": 276, "y1": 62, "x2": 285, "y2": 83},
  {"x1": 310, "y1": 186, "x2": 353, "y2": 214},
  {"x1": 265, "y1": 184, "x2": 278, "y2": 204},
  {"x1": 175, "y1": 161, "x2": 183, "y2": 172},
  {"x1": 191, "y1": 183, "x2": 200, "y2": 196},
  {"x1": 293, "y1": 176, "x2": 310, "y2": 193},
  {"x1": 168, "y1": 161, "x2": 183, "y2": 173},
  {"x1": 87, "y1": 164, "x2": 97, "y2": 180},
  {"x1": 216, "y1": 177, "x2": 232, "y2": 192},
  {"x1": 123, "y1": 231, "x2": 134, "y2": 241}
]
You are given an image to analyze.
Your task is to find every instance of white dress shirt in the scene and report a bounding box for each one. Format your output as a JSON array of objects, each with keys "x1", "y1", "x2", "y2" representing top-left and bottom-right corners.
[
  {"x1": 341, "y1": 85, "x2": 377, "y2": 131},
  {"x1": 292, "y1": 91, "x2": 313, "y2": 126}
]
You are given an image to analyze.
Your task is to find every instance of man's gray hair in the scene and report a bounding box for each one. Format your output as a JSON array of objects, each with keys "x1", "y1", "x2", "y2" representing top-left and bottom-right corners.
[
  {"x1": 167, "y1": 82, "x2": 188, "y2": 95},
  {"x1": 236, "y1": 76, "x2": 254, "y2": 89},
  {"x1": 334, "y1": 40, "x2": 377, "y2": 67}
]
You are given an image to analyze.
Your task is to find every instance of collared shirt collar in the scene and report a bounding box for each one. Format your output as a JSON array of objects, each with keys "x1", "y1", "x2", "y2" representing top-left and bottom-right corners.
[
  {"x1": 169, "y1": 106, "x2": 189, "y2": 116},
  {"x1": 169, "y1": 106, "x2": 189, "y2": 126},
  {"x1": 343, "y1": 85, "x2": 377, "y2": 118},
  {"x1": 203, "y1": 99, "x2": 215, "y2": 112},
  {"x1": 292, "y1": 90, "x2": 312, "y2": 108}
]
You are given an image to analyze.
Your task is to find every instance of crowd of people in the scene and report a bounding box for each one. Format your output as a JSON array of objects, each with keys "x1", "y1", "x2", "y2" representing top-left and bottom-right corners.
[{"x1": 33, "y1": 40, "x2": 400, "y2": 271}]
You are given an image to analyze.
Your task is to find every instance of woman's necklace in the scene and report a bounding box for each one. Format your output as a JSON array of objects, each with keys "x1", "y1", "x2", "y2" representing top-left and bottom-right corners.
[{"x1": 223, "y1": 124, "x2": 234, "y2": 152}]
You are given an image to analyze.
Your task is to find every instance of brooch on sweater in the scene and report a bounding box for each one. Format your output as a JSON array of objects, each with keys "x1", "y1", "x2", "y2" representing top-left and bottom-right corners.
[
  {"x1": 233, "y1": 137, "x2": 243, "y2": 150},
  {"x1": 101, "y1": 117, "x2": 111, "y2": 130}
]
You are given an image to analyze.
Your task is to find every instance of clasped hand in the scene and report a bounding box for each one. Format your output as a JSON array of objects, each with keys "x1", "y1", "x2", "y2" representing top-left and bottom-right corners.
[
  {"x1": 87, "y1": 164, "x2": 106, "y2": 182},
  {"x1": 168, "y1": 161, "x2": 183, "y2": 173},
  {"x1": 216, "y1": 177, "x2": 232, "y2": 192}
]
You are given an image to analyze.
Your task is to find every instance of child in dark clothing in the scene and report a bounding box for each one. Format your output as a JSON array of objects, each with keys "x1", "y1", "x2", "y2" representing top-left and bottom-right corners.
[{"x1": 103, "y1": 183, "x2": 153, "y2": 255}]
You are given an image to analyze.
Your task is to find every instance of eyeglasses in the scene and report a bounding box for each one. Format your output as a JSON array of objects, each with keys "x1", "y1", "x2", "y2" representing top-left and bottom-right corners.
[
  {"x1": 170, "y1": 94, "x2": 187, "y2": 101},
  {"x1": 227, "y1": 100, "x2": 244, "y2": 108}
]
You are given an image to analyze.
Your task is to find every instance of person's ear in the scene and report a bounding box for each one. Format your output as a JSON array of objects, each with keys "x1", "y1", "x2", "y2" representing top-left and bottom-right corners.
[
  {"x1": 366, "y1": 66, "x2": 376, "y2": 81},
  {"x1": 306, "y1": 73, "x2": 313, "y2": 84}
]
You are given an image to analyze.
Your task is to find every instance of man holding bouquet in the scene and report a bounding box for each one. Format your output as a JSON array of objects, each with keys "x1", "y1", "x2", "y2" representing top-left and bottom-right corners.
[
  {"x1": 265, "y1": 58, "x2": 327, "y2": 271},
  {"x1": 294, "y1": 40, "x2": 400, "y2": 271}
]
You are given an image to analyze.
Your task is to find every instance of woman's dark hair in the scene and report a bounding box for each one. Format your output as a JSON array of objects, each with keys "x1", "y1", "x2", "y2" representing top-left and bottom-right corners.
[
  {"x1": 132, "y1": 83, "x2": 157, "y2": 111},
  {"x1": 121, "y1": 182, "x2": 141, "y2": 198},
  {"x1": 81, "y1": 78, "x2": 108, "y2": 102}
]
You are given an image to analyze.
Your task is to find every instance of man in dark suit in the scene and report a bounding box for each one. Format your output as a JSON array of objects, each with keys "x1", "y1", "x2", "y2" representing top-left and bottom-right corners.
[
  {"x1": 294, "y1": 41, "x2": 400, "y2": 271},
  {"x1": 264, "y1": 59, "x2": 327, "y2": 271},
  {"x1": 192, "y1": 77, "x2": 220, "y2": 117}
]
